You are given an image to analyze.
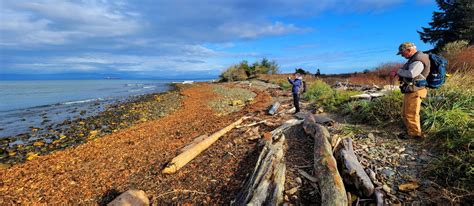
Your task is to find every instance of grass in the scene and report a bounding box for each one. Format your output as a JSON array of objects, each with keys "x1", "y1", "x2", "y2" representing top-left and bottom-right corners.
[{"x1": 299, "y1": 46, "x2": 474, "y2": 200}]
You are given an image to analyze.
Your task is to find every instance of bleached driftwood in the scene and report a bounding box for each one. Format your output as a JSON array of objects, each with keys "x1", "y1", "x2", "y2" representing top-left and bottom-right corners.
[
  {"x1": 233, "y1": 119, "x2": 302, "y2": 206},
  {"x1": 302, "y1": 115, "x2": 348, "y2": 205},
  {"x1": 162, "y1": 117, "x2": 244, "y2": 174},
  {"x1": 179, "y1": 135, "x2": 208, "y2": 153},
  {"x1": 334, "y1": 138, "x2": 374, "y2": 197},
  {"x1": 268, "y1": 102, "x2": 281, "y2": 115}
]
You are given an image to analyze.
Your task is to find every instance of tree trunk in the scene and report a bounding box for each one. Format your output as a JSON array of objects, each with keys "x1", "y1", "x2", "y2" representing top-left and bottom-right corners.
[
  {"x1": 303, "y1": 115, "x2": 348, "y2": 206},
  {"x1": 233, "y1": 119, "x2": 302, "y2": 206},
  {"x1": 334, "y1": 138, "x2": 375, "y2": 197},
  {"x1": 162, "y1": 117, "x2": 244, "y2": 174}
]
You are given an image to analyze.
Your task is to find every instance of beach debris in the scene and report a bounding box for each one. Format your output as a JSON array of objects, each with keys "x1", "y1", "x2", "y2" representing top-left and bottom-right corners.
[
  {"x1": 231, "y1": 100, "x2": 244, "y2": 106},
  {"x1": 162, "y1": 117, "x2": 244, "y2": 174},
  {"x1": 107, "y1": 189, "x2": 149, "y2": 206},
  {"x1": 302, "y1": 115, "x2": 348, "y2": 205},
  {"x1": 374, "y1": 188, "x2": 385, "y2": 206},
  {"x1": 235, "y1": 121, "x2": 267, "y2": 129},
  {"x1": 297, "y1": 169, "x2": 317, "y2": 183},
  {"x1": 233, "y1": 119, "x2": 302, "y2": 206},
  {"x1": 334, "y1": 137, "x2": 375, "y2": 197},
  {"x1": 398, "y1": 182, "x2": 420, "y2": 191},
  {"x1": 268, "y1": 102, "x2": 281, "y2": 115}
]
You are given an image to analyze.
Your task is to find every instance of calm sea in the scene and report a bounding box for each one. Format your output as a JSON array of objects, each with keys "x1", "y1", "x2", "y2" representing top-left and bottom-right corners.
[{"x1": 0, "y1": 79, "x2": 182, "y2": 137}]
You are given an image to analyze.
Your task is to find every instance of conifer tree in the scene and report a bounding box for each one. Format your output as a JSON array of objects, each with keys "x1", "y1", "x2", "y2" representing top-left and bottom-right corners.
[{"x1": 418, "y1": 0, "x2": 474, "y2": 49}]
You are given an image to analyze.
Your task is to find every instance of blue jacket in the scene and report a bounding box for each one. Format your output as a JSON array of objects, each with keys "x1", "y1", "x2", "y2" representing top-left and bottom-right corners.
[{"x1": 288, "y1": 78, "x2": 302, "y2": 94}]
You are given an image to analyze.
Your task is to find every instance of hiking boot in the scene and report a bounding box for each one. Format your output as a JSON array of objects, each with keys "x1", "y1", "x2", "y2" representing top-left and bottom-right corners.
[
  {"x1": 398, "y1": 133, "x2": 425, "y2": 141},
  {"x1": 397, "y1": 133, "x2": 410, "y2": 140}
]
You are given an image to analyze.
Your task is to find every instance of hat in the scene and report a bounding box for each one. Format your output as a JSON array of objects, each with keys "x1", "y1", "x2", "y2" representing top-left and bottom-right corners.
[{"x1": 397, "y1": 42, "x2": 416, "y2": 55}]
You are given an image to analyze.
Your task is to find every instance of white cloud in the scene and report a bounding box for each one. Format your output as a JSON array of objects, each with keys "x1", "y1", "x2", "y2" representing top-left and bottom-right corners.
[
  {"x1": 0, "y1": 0, "x2": 411, "y2": 75},
  {"x1": 0, "y1": 0, "x2": 141, "y2": 46},
  {"x1": 218, "y1": 22, "x2": 310, "y2": 39}
]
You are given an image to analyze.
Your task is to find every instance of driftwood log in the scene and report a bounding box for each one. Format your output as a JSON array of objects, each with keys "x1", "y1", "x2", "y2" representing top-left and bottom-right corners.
[
  {"x1": 233, "y1": 119, "x2": 302, "y2": 206},
  {"x1": 303, "y1": 115, "x2": 348, "y2": 205},
  {"x1": 162, "y1": 117, "x2": 244, "y2": 174},
  {"x1": 334, "y1": 138, "x2": 374, "y2": 197},
  {"x1": 268, "y1": 102, "x2": 280, "y2": 115}
]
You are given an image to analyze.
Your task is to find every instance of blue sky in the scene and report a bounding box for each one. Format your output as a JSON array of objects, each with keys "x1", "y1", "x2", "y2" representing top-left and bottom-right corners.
[{"x1": 0, "y1": 0, "x2": 438, "y2": 79}]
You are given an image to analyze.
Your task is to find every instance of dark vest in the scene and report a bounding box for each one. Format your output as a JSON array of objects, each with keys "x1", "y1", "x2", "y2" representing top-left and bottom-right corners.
[{"x1": 400, "y1": 51, "x2": 430, "y2": 93}]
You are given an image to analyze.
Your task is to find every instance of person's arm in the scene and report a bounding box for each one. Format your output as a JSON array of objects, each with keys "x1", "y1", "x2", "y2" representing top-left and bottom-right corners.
[
  {"x1": 287, "y1": 77, "x2": 295, "y2": 85},
  {"x1": 397, "y1": 61, "x2": 424, "y2": 78}
]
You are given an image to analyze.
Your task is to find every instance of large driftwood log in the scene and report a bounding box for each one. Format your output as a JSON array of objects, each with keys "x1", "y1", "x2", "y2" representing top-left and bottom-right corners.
[
  {"x1": 334, "y1": 138, "x2": 374, "y2": 197},
  {"x1": 162, "y1": 117, "x2": 244, "y2": 174},
  {"x1": 233, "y1": 119, "x2": 302, "y2": 206},
  {"x1": 303, "y1": 115, "x2": 348, "y2": 206}
]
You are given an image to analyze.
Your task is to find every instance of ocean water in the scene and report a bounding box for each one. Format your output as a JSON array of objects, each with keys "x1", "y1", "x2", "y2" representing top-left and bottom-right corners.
[{"x1": 0, "y1": 80, "x2": 176, "y2": 137}]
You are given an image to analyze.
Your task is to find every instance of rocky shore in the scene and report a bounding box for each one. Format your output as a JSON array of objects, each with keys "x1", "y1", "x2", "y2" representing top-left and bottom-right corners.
[{"x1": 0, "y1": 85, "x2": 184, "y2": 167}]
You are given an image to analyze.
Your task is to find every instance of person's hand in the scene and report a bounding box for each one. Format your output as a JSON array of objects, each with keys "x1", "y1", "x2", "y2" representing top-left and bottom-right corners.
[
  {"x1": 288, "y1": 76, "x2": 291, "y2": 79},
  {"x1": 390, "y1": 69, "x2": 397, "y2": 77}
]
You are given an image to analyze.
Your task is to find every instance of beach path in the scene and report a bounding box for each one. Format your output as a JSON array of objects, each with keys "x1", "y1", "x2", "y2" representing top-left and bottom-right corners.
[{"x1": 0, "y1": 83, "x2": 272, "y2": 204}]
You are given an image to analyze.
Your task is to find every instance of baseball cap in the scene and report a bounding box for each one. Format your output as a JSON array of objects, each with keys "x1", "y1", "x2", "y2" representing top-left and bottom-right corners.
[{"x1": 397, "y1": 42, "x2": 416, "y2": 55}]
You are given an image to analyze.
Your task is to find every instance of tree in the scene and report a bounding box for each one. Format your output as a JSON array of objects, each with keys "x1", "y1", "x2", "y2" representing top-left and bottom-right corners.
[
  {"x1": 418, "y1": 0, "x2": 474, "y2": 49},
  {"x1": 315, "y1": 69, "x2": 321, "y2": 76},
  {"x1": 295, "y1": 68, "x2": 309, "y2": 75}
]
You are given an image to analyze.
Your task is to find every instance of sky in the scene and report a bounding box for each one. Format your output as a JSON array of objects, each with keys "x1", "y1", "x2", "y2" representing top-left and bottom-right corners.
[{"x1": 0, "y1": 0, "x2": 439, "y2": 79}]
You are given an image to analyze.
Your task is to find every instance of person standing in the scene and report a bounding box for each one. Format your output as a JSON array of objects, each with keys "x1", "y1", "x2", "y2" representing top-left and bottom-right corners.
[
  {"x1": 288, "y1": 73, "x2": 303, "y2": 113},
  {"x1": 396, "y1": 42, "x2": 430, "y2": 139}
]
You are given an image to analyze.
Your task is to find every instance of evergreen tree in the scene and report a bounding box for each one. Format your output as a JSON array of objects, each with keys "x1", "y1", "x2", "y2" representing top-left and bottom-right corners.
[{"x1": 418, "y1": 0, "x2": 474, "y2": 49}]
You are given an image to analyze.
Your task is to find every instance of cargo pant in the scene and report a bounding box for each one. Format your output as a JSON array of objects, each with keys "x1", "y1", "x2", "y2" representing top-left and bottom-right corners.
[{"x1": 401, "y1": 88, "x2": 427, "y2": 137}]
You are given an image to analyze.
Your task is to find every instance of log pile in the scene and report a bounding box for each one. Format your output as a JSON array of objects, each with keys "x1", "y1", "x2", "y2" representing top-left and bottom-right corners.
[
  {"x1": 233, "y1": 119, "x2": 302, "y2": 206},
  {"x1": 301, "y1": 114, "x2": 381, "y2": 204},
  {"x1": 234, "y1": 114, "x2": 384, "y2": 204}
]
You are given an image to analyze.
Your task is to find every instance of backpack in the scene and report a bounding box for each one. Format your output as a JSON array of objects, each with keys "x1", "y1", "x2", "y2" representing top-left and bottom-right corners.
[
  {"x1": 417, "y1": 54, "x2": 448, "y2": 89},
  {"x1": 299, "y1": 80, "x2": 307, "y2": 94}
]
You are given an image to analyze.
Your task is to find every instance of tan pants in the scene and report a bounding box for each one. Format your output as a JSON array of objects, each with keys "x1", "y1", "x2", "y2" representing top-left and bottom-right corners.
[{"x1": 402, "y1": 88, "x2": 427, "y2": 136}]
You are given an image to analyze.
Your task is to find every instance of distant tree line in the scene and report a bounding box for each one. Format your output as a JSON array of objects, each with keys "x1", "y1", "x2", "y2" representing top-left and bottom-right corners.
[{"x1": 220, "y1": 58, "x2": 279, "y2": 81}]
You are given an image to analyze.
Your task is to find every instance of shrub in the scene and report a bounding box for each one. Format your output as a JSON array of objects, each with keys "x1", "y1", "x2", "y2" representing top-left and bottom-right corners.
[
  {"x1": 220, "y1": 58, "x2": 280, "y2": 82},
  {"x1": 342, "y1": 90, "x2": 403, "y2": 125},
  {"x1": 220, "y1": 65, "x2": 248, "y2": 82},
  {"x1": 303, "y1": 80, "x2": 361, "y2": 111}
]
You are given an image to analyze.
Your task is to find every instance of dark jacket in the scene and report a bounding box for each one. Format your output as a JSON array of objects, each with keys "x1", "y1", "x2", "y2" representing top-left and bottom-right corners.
[{"x1": 288, "y1": 78, "x2": 302, "y2": 94}]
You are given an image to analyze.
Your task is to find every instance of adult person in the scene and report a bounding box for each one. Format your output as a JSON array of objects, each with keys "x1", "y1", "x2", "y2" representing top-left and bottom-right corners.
[
  {"x1": 287, "y1": 73, "x2": 303, "y2": 113},
  {"x1": 396, "y1": 42, "x2": 430, "y2": 139}
]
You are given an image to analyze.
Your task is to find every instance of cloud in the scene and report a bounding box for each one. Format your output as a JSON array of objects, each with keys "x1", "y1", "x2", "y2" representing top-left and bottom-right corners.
[
  {"x1": 0, "y1": 0, "x2": 411, "y2": 76},
  {"x1": 0, "y1": 0, "x2": 141, "y2": 46},
  {"x1": 218, "y1": 21, "x2": 311, "y2": 39}
]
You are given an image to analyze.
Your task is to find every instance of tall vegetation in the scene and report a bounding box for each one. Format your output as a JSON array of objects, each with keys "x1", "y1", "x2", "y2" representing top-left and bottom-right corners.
[
  {"x1": 301, "y1": 45, "x2": 473, "y2": 201},
  {"x1": 418, "y1": 0, "x2": 474, "y2": 50},
  {"x1": 220, "y1": 58, "x2": 279, "y2": 82}
]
